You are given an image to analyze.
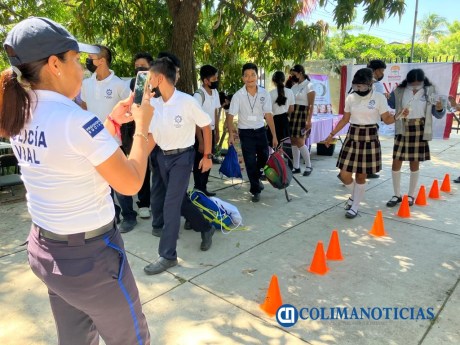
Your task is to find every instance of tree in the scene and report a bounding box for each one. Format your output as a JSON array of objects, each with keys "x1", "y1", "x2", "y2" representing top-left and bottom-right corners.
[{"x1": 417, "y1": 13, "x2": 448, "y2": 43}]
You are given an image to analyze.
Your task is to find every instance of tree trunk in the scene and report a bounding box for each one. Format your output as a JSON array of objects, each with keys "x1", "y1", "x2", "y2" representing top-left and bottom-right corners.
[{"x1": 166, "y1": 0, "x2": 201, "y2": 94}]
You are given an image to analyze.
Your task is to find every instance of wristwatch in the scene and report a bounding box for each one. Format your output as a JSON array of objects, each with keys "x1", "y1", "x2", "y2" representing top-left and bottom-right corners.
[{"x1": 205, "y1": 153, "x2": 213, "y2": 159}]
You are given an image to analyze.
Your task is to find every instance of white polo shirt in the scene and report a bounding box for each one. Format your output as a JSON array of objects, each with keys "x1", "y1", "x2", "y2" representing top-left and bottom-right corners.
[
  {"x1": 270, "y1": 87, "x2": 295, "y2": 115},
  {"x1": 193, "y1": 86, "x2": 220, "y2": 129},
  {"x1": 149, "y1": 89, "x2": 211, "y2": 150},
  {"x1": 80, "y1": 70, "x2": 131, "y2": 122},
  {"x1": 229, "y1": 86, "x2": 272, "y2": 129},
  {"x1": 10, "y1": 90, "x2": 119, "y2": 234},
  {"x1": 344, "y1": 91, "x2": 388, "y2": 125},
  {"x1": 402, "y1": 88, "x2": 426, "y2": 119},
  {"x1": 291, "y1": 79, "x2": 314, "y2": 106}
]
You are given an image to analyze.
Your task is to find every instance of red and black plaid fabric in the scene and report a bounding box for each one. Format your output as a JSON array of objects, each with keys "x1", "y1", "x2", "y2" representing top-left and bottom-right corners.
[
  {"x1": 393, "y1": 118, "x2": 430, "y2": 161},
  {"x1": 337, "y1": 124, "x2": 381, "y2": 174},
  {"x1": 289, "y1": 104, "x2": 308, "y2": 138}
]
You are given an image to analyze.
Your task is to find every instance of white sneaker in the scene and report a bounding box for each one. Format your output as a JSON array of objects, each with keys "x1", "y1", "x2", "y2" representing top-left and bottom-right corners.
[{"x1": 138, "y1": 207, "x2": 151, "y2": 219}]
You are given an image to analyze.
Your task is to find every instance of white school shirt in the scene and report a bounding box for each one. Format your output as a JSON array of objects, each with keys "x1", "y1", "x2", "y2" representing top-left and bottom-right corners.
[
  {"x1": 80, "y1": 70, "x2": 131, "y2": 122},
  {"x1": 270, "y1": 87, "x2": 295, "y2": 115},
  {"x1": 344, "y1": 91, "x2": 388, "y2": 125},
  {"x1": 149, "y1": 89, "x2": 211, "y2": 150},
  {"x1": 291, "y1": 79, "x2": 314, "y2": 106},
  {"x1": 228, "y1": 86, "x2": 272, "y2": 129},
  {"x1": 10, "y1": 90, "x2": 119, "y2": 234},
  {"x1": 193, "y1": 86, "x2": 220, "y2": 129},
  {"x1": 402, "y1": 88, "x2": 426, "y2": 119}
]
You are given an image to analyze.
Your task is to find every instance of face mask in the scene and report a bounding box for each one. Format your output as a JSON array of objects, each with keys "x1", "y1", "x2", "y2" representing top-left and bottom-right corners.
[
  {"x1": 408, "y1": 85, "x2": 422, "y2": 91},
  {"x1": 291, "y1": 76, "x2": 299, "y2": 83},
  {"x1": 151, "y1": 85, "x2": 161, "y2": 98},
  {"x1": 377, "y1": 75, "x2": 384, "y2": 81},
  {"x1": 209, "y1": 81, "x2": 219, "y2": 89},
  {"x1": 355, "y1": 89, "x2": 371, "y2": 97},
  {"x1": 135, "y1": 67, "x2": 149, "y2": 75},
  {"x1": 85, "y1": 58, "x2": 97, "y2": 73}
]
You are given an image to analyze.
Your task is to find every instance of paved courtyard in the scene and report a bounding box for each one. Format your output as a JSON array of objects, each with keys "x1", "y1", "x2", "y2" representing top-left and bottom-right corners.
[{"x1": 0, "y1": 134, "x2": 459, "y2": 345}]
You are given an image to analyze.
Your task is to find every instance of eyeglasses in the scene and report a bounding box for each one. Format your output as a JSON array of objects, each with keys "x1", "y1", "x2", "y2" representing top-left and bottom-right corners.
[{"x1": 352, "y1": 84, "x2": 371, "y2": 92}]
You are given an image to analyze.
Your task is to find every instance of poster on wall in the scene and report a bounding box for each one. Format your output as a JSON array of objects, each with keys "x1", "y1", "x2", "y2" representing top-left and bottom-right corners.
[{"x1": 310, "y1": 74, "x2": 333, "y2": 114}]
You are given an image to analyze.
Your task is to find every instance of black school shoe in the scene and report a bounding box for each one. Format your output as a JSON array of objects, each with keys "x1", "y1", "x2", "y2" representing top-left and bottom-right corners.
[
  {"x1": 251, "y1": 193, "x2": 261, "y2": 202},
  {"x1": 386, "y1": 195, "x2": 402, "y2": 207},
  {"x1": 368, "y1": 173, "x2": 380, "y2": 179},
  {"x1": 454, "y1": 176, "x2": 460, "y2": 183},
  {"x1": 292, "y1": 168, "x2": 301, "y2": 174},
  {"x1": 144, "y1": 257, "x2": 178, "y2": 275},
  {"x1": 200, "y1": 228, "x2": 215, "y2": 251}
]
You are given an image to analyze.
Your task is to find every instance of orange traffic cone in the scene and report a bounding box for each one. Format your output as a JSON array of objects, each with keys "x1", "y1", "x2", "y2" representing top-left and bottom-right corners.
[
  {"x1": 260, "y1": 275, "x2": 283, "y2": 317},
  {"x1": 369, "y1": 210, "x2": 387, "y2": 237},
  {"x1": 429, "y1": 180, "x2": 440, "y2": 199},
  {"x1": 397, "y1": 195, "x2": 411, "y2": 218},
  {"x1": 440, "y1": 174, "x2": 451, "y2": 193},
  {"x1": 415, "y1": 185, "x2": 427, "y2": 206},
  {"x1": 308, "y1": 241, "x2": 329, "y2": 275},
  {"x1": 326, "y1": 230, "x2": 344, "y2": 261}
]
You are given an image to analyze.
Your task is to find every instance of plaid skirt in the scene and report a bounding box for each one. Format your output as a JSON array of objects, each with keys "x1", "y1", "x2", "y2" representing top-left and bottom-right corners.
[
  {"x1": 393, "y1": 118, "x2": 430, "y2": 161},
  {"x1": 289, "y1": 104, "x2": 308, "y2": 138},
  {"x1": 337, "y1": 124, "x2": 381, "y2": 174}
]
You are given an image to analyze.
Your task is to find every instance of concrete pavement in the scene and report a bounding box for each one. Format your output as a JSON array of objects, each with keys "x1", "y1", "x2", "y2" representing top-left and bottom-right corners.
[{"x1": 0, "y1": 134, "x2": 459, "y2": 345}]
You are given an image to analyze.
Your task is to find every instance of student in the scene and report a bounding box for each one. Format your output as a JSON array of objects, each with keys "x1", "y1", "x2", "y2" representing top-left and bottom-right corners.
[
  {"x1": 268, "y1": 71, "x2": 295, "y2": 143},
  {"x1": 226, "y1": 62, "x2": 277, "y2": 202},
  {"x1": 143, "y1": 57, "x2": 213, "y2": 275},
  {"x1": 1, "y1": 17, "x2": 151, "y2": 344},
  {"x1": 324, "y1": 68, "x2": 395, "y2": 218},
  {"x1": 193, "y1": 64, "x2": 221, "y2": 196},
  {"x1": 290, "y1": 64, "x2": 316, "y2": 176},
  {"x1": 386, "y1": 69, "x2": 446, "y2": 207}
]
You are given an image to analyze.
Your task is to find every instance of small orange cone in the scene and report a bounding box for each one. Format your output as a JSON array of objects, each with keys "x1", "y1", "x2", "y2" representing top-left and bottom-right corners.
[
  {"x1": 429, "y1": 179, "x2": 440, "y2": 199},
  {"x1": 260, "y1": 275, "x2": 283, "y2": 316},
  {"x1": 440, "y1": 174, "x2": 451, "y2": 193},
  {"x1": 326, "y1": 230, "x2": 344, "y2": 261},
  {"x1": 308, "y1": 241, "x2": 329, "y2": 275},
  {"x1": 369, "y1": 210, "x2": 387, "y2": 237},
  {"x1": 415, "y1": 185, "x2": 428, "y2": 206},
  {"x1": 397, "y1": 195, "x2": 411, "y2": 218}
]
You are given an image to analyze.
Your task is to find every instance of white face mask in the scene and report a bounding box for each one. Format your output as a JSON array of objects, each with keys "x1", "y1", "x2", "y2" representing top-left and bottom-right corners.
[{"x1": 407, "y1": 84, "x2": 423, "y2": 91}]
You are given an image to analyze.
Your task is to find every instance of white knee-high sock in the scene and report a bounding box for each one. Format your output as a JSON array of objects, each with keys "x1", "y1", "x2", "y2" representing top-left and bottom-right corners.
[
  {"x1": 350, "y1": 183, "x2": 366, "y2": 212},
  {"x1": 392, "y1": 170, "x2": 401, "y2": 197},
  {"x1": 292, "y1": 146, "x2": 300, "y2": 169},
  {"x1": 345, "y1": 180, "x2": 355, "y2": 206},
  {"x1": 299, "y1": 145, "x2": 311, "y2": 168},
  {"x1": 408, "y1": 170, "x2": 419, "y2": 197}
]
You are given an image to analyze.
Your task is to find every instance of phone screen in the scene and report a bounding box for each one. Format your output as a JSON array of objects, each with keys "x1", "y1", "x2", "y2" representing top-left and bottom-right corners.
[{"x1": 133, "y1": 71, "x2": 149, "y2": 105}]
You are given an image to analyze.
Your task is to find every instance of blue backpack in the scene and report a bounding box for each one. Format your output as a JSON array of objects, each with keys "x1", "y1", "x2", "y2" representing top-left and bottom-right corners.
[
  {"x1": 219, "y1": 145, "x2": 242, "y2": 179},
  {"x1": 188, "y1": 190, "x2": 234, "y2": 230}
]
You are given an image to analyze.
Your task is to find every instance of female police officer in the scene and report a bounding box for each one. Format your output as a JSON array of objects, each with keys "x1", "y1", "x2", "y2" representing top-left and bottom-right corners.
[{"x1": 0, "y1": 17, "x2": 152, "y2": 344}]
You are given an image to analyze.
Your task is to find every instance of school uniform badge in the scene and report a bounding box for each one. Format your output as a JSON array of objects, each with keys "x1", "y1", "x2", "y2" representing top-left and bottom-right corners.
[
  {"x1": 368, "y1": 100, "x2": 376, "y2": 109},
  {"x1": 174, "y1": 115, "x2": 183, "y2": 128}
]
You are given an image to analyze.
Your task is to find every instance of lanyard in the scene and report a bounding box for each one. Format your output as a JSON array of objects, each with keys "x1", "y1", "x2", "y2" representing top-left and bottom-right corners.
[{"x1": 247, "y1": 91, "x2": 258, "y2": 114}]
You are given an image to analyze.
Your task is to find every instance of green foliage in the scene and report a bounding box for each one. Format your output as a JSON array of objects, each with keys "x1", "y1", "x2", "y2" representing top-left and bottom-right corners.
[{"x1": 417, "y1": 13, "x2": 448, "y2": 43}]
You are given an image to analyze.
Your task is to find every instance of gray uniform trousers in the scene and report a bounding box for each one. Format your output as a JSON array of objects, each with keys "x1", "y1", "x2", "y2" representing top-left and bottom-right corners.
[{"x1": 27, "y1": 222, "x2": 150, "y2": 345}]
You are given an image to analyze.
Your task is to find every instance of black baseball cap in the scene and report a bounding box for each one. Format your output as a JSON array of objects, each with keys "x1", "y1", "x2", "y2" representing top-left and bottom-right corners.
[{"x1": 3, "y1": 17, "x2": 100, "y2": 66}]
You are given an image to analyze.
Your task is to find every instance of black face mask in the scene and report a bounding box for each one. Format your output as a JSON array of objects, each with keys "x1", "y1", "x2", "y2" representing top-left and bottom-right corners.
[
  {"x1": 355, "y1": 89, "x2": 371, "y2": 97},
  {"x1": 377, "y1": 75, "x2": 384, "y2": 81},
  {"x1": 151, "y1": 85, "x2": 161, "y2": 98},
  {"x1": 135, "y1": 66, "x2": 149, "y2": 75},
  {"x1": 291, "y1": 76, "x2": 299, "y2": 83},
  {"x1": 85, "y1": 58, "x2": 97, "y2": 73},
  {"x1": 209, "y1": 81, "x2": 219, "y2": 89}
]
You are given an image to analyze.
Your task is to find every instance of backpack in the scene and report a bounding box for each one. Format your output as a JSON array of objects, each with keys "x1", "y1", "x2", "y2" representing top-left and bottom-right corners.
[
  {"x1": 263, "y1": 149, "x2": 293, "y2": 201},
  {"x1": 194, "y1": 89, "x2": 205, "y2": 105},
  {"x1": 219, "y1": 145, "x2": 243, "y2": 183},
  {"x1": 188, "y1": 190, "x2": 244, "y2": 233}
]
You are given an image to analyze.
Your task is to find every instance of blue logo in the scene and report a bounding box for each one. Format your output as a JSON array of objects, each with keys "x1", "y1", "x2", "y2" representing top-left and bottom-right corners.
[
  {"x1": 368, "y1": 100, "x2": 376, "y2": 109},
  {"x1": 106, "y1": 89, "x2": 113, "y2": 96},
  {"x1": 276, "y1": 304, "x2": 299, "y2": 327},
  {"x1": 83, "y1": 117, "x2": 104, "y2": 138}
]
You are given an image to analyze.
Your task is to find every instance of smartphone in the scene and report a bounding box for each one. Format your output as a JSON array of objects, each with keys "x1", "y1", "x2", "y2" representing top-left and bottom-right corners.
[{"x1": 133, "y1": 71, "x2": 149, "y2": 105}]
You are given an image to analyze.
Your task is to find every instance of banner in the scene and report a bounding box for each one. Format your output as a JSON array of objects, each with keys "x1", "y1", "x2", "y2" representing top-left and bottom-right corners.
[{"x1": 310, "y1": 74, "x2": 332, "y2": 114}]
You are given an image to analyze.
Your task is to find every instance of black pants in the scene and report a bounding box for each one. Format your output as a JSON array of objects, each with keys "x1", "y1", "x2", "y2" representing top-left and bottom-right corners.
[
  {"x1": 239, "y1": 127, "x2": 269, "y2": 195},
  {"x1": 193, "y1": 130, "x2": 215, "y2": 192}
]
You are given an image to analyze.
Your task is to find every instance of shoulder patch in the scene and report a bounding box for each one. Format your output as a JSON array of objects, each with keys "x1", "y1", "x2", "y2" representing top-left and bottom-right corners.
[{"x1": 83, "y1": 117, "x2": 104, "y2": 138}]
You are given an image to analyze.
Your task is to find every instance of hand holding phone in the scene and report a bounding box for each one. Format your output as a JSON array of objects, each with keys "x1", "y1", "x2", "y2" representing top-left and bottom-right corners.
[{"x1": 133, "y1": 71, "x2": 149, "y2": 105}]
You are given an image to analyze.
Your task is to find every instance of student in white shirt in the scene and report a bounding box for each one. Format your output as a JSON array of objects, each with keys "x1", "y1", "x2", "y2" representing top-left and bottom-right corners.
[
  {"x1": 193, "y1": 64, "x2": 221, "y2": 196},
  {"x1": 290, "y1": 64, "x2": 316, "y2": 176},
  {"x1": 143, "y1": 57, "x2": 213, "y2": 275},
  {"x1": 226, "y1": 63, "x2": 278, "y2": 202},
  {"x1": 386, "y1": 69, "x2": 445, "y2": 207},
  {"x1": 325, "y1": 68, "x2": 395, "y2": 218},
  {"x1": 268, "y1": 71, "x2": 295, "y2": 143},
  {"x1": 1, "y1": 17, "x2": 152, "y2": 344}
]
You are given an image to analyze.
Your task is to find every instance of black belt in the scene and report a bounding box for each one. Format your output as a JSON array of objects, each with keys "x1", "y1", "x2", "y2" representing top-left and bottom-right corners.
[
  {"x1": 36, "y1": 219, "x2": 115, "y2": 242},
  {"x1": 238, "y1": 127, "x2": 266, "y2": 132},
  {"x1": 161, "y1": 146, "x2": 193, "y2": 156}
]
